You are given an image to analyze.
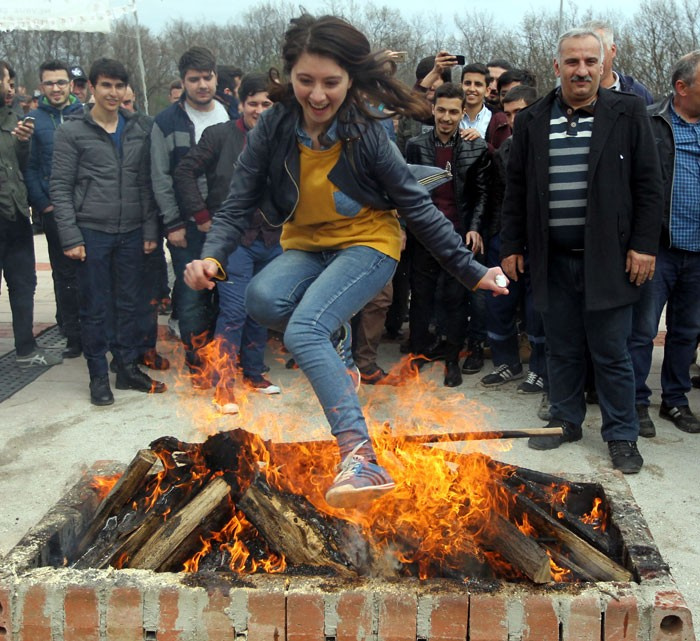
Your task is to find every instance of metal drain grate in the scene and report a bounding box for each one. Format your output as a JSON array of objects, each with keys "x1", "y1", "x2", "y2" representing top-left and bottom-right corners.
[{"x1": 0, "y1": 325, "x2": 64, "y2": 403}]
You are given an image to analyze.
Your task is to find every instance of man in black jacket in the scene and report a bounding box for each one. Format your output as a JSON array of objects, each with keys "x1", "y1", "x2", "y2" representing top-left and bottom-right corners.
[
  {"x1": 51, "y1": 58, "x2": 165, "y2": 405},
  {"x1": 174, "y1": 73, "x2": 280, "y2": 414},
  {"x1": 406, "y1": 82, "x2": 491, "y2": 387},
  {"x1": 500, "y1": 28, "x2": 663, "y2": 473}
]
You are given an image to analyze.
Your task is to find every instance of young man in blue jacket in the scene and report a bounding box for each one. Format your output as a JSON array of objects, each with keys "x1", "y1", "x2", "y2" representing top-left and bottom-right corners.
[{"x1": 25, "y1": 59, "x2": 84, "y2": 358}]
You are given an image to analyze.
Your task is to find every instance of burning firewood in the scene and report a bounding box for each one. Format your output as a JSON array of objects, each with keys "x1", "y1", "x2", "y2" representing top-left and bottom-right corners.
[
  {"x1": 238, "y1": 473, "x2": 395, "y2": 578},
  {"x1": 509, "y1": 492, "x2": 632, "y2": 582},
  {"x1": 476, "y1": 512, "x2": 551, "y2": 584},
  {"x1": 71, "y1": 429, "x2": 635, "y2": 585},
  {"x1": 128, "y1": 477, "x2": 232, "y2": 571}
]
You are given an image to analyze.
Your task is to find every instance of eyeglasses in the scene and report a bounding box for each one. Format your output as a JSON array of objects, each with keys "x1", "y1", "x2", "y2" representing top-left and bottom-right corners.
[{"x1": 41, "y1": 80, "x2": 70, "y2": 87}]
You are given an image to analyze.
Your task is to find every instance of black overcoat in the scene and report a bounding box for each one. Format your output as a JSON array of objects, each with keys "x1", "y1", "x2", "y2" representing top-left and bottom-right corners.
[{"x1": 500, "y1": 87, "x2": 663, "y2": 312}]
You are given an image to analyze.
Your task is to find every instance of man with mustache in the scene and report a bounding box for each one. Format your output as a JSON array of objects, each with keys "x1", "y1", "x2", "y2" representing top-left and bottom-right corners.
[{"x1": 500, "y1": 28, "x2": 664, "y2": 474}]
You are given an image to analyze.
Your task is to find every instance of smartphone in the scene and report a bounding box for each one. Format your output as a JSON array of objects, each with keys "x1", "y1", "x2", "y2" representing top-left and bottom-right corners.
[
  {"x1": 22, "y1": 116, "x2": 35, "y2": 125},
  {"x1": 392, "y1": 51, "x2": 407, "y2": 62},
  {"x1": 453, "y1": 54, "x2": 466, "y2": 66}
]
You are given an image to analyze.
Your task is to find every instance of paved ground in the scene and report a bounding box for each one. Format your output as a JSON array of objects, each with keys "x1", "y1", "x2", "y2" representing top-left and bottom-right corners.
[{"x1": 0, "y1": 234, "x2": 698, "y2": 627}]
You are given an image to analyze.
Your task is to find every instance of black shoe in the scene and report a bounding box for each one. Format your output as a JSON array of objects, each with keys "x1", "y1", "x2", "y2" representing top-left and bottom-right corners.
[
  {"x1": 140, "y1": 348, "x2": 170, "y2": 371},
  {"x1": 461, "y1": 342, "x2": 484, "y2": 374},
  {"x1": 89, "y1": 375, "x2": 114, "y2": 406},
  {"x1": 608, "y1": 440, "x2": 644, "y2": 474},
  {"x1": 636, "y1": 404, "x2": 656, "y2": 438},
  {"x1": 480, "y1": 363, "x2": 524, "y2": 387},
  {"x1": 659, "y1": 403, "x2": 700, "y2": 433},
  {"x1": 116, "y1": 362, "x2": 167, "y2": 393},
  {"x1": 528, "y1": 420, "x2": 582, "y2": 450},
  {"x1": 517, "y1": 372, "x2": 545, "y2": 394},
  {"x1": 359, "y1": 365, "x2": 393, "y2": 385},
  {"x1": 424, "y1": 338, "x2": 448, "y2": 361},
  {"x1": 62, "y1": 339, "x2": 82, "y2": 359},
  {"x1": 444, "y1": 361, "x2": 463, "y2": 387}
]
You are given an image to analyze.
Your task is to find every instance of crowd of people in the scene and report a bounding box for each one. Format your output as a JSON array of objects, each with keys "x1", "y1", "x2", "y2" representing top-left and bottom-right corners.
[{"x1": 2, "y1": 15, "x2": 699, "y2": 507}]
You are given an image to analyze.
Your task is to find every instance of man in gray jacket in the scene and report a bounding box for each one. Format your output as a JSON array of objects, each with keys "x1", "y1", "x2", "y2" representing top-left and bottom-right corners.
[{"x1": 51, "y1": 58, "x2": 165, "y2": 405}]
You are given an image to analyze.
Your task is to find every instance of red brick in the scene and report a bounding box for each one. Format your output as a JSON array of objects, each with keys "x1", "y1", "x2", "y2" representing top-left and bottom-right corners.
[
  {"x1": 0, "y1": 586, "x2": 11, "y2": 641},
  {"x1": 604, "y1": 596, "x2": 639, "y2": 641},
  {"x1": 566, "y1": 595, "x2": 601, "y2": 641},
  {"x1": 203, "y1": 589, "x2": 234, "y2": 641},
  {"x1": 429, "y1": 594, "x2": 469, "y2": 641},
  {"x1": 651, "y1": 590, "x2": 694, "y2": 641},
  {"x1": 106, "y1": 587, "x2": 143, "y2": 641},
  {"x1": 377, "y1": 592, "x2": 416, "y2": 641},
  {"x1": 336, "y1": 591, "x2": 373, "y2": 641},
  {"x1": 287, "y1": 592, "x2": 324, "y2": 641},
  {"x1": 64, "y1": 586, "x2": 99, "y2": 641},
  {"x1": 248, "y1": 591, "x2": 285, "y2": 640},
  {"x1": 469, "y1": 594, "x2": 508, "y2": 641},
  {"x1": 522, "y1": 594, "x2": 559, "y2": 641},
  {"x1": 21, "y1": 584, "x2": 51, "y2": 641},
  {"x1": 158, "y1": 588, "x2": 182, "y2": 641}
]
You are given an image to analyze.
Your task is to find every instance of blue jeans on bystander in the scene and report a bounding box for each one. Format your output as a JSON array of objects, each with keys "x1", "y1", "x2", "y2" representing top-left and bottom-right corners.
[
  {"x1": 215, "y1": 238, "x2": 282, "y2": 378},
  {"x1": 77, "y1": 227, "x2": 143, "y2": 377},
  {"x1": 629, "y1": 245, "x2": 700, "y2": 408},
  {"x1": 542, "y1": 253, "x2": 638, "y2": 442}
]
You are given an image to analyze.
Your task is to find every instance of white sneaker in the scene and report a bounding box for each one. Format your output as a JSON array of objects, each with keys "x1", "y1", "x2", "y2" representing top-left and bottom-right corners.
[
  {"x1": 213, "y1": 400, "x2": 240, "y2": 415},
  {"x1": 244, "y1": 375, "x2": 281, "y2": 394}
]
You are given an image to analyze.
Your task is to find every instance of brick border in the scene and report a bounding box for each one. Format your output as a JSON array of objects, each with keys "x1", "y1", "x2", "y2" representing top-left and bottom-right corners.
[{"x1": 0, "y1": 465, "x2": 695, "y2": 641}]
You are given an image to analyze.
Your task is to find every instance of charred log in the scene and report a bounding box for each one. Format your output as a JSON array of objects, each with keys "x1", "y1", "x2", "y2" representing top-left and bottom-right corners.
[{"x1": 237, "y1": 472, "x2": 388, "y2": 578}]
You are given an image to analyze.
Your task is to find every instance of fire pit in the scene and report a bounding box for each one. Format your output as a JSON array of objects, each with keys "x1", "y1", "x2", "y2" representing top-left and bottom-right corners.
[{"x1": 0, "y1": 427, "x2": 695, "y2": 641}]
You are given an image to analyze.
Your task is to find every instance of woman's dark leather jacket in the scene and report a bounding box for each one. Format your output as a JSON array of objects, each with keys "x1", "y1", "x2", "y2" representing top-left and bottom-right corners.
[{"x1": 202, "y1": 102, "x2": 487, "y2": 289}]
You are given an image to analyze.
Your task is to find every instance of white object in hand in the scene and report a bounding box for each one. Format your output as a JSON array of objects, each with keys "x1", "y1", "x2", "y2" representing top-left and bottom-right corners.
[{"x1": 495, "y1": 274, "x2": 507, "y2": 288}]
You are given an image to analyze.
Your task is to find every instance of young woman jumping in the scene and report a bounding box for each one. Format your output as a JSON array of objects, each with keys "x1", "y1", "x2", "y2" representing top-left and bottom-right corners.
[{"x1": 184, "y1": 14, "x2": 508, "y2": 509}]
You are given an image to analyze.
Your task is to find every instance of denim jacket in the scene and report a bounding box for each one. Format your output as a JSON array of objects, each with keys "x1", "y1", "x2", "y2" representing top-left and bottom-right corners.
[{"x1": 202, "y1": 102, "x2": 487, "y2": 290}]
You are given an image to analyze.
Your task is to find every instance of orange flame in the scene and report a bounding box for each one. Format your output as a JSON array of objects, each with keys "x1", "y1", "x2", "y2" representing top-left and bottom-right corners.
[
  {"x1": 142, "y1": 336, "x2": 595, "y2": 582},
  {"x1": 91, "y1": 474, "x2": 121, "y2": 500},
  {"x1": 581, "y1": 497, "x2": 607, "y2": 531},
  {"x1": 544, "y1": 482, "x2": 570, "y2": 506},
  {"x1": 516, "y1": 513, "x2": 537, "y2": 538},
  {"x1": 183, "y1": 507, "x2": 286, "y2": 574},
  {"x1": 546, "y1": 549, "x2": 572, "y2": 582}
]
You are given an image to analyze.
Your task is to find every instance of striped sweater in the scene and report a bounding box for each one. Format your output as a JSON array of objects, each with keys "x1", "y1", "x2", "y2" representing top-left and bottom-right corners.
[{"x1": 548, "y1": 98, "x2": 594, "y2": 251}]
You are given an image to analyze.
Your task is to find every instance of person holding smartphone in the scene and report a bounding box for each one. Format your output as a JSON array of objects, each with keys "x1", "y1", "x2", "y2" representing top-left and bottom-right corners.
[{"x1": 0, "y1": 59, "x2": 62, "y2": 369}]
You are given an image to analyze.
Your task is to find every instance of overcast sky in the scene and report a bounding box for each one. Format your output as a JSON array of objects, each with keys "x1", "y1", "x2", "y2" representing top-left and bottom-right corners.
[{"x1": 131, "y1": 0, "x2": 641, "y2": 34}]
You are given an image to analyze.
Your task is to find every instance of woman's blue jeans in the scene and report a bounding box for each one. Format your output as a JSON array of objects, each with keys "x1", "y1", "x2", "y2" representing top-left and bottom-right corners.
[{"x1": 246, "y1": 246, "x2": 396, "y2": 443}]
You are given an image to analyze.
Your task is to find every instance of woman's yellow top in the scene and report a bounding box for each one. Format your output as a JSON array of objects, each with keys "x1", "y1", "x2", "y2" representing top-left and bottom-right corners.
[{"x1": 281, "y1": 141, "x2": 401, "y2": 260}]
